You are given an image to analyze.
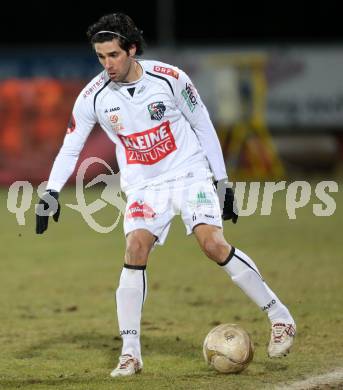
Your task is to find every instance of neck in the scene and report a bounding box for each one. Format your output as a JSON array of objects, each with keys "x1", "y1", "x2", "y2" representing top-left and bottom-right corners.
[{"x1": 125, "y1": 60, "x2": 142, "y2": 83}]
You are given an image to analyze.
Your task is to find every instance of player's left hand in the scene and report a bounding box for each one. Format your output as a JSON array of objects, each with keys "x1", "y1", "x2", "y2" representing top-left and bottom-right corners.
[{"x1": 215, "y1": 179, "x2": 239, "y2": 224}]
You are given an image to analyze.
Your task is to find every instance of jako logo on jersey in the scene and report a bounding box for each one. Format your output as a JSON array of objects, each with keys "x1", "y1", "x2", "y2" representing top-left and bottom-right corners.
[
  {"x1": 148, "y1": 101, "x2": 166, "y2": 120},
  {"x1": 83, "y1": 75, "x2": 105, "y2": 98},
  {"x1": 104, "y1": 107, "x2": 120, "y2": 113},
  {"x1": 181, "y1": 83, "x2": 198, "y2": 112},
  {"x1": 66, "y1": 114, "x2": 76, "y2": 134},
  {"x1": 118, "y1": 121, "x2": 177, "y2": 165},
  {"x1": 153, "y1": 65, "x2": 179, "y2": 79},
  {"x1": 127, "y1": 201, "x2": 156, "y2": 219}
]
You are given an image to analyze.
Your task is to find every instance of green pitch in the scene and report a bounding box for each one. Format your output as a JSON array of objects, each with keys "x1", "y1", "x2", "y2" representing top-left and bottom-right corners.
[{"x1": 1, "y1": 184, "x2": 342, "y2": 389}]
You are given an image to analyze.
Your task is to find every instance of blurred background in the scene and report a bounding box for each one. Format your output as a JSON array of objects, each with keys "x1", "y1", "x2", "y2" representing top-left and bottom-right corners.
[{"x1": 1, "y1": 0, "x2": 343, "y2": 184}]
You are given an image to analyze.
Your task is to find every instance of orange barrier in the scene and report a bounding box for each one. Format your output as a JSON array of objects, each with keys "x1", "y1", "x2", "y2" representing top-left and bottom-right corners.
[{"x1": 0, "y1": 79, "x2": 117, "y2": 185}]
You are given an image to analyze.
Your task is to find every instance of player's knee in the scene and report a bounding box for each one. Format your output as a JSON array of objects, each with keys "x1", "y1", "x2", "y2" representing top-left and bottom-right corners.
[
  {"x1": 125, "y1": 232, "x2": 153, "y2": 265},
  {"x1": 202, "y1": 238, "x2": 231, "y2": 263},
  {"x1": 125, "y1": 241, "x2": 150, "y2": 265}
]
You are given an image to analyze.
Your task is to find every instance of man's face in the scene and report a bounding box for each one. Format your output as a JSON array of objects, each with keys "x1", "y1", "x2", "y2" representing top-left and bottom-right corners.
[{"x1": 94, "y1": 39, "x2": 136, "y2": 83}]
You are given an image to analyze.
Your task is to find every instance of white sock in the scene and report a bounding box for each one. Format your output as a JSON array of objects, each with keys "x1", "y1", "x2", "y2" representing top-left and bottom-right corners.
[
  {"x1": 116, "y1": 265, "x2": 147, "y2": 362},
  {"x1": 220, "y1": 247, "x2": 294, "y2": 324}
]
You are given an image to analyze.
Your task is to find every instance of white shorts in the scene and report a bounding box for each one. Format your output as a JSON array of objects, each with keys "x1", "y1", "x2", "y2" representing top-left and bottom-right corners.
[{"x1": 123, "y1": 177, "x2": 223, "y2": 245}]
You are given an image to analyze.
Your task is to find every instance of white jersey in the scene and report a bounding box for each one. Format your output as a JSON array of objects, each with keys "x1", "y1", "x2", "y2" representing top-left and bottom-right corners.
[{"x1": 47, "y1": 60, "x2": 227, "y2": 193}]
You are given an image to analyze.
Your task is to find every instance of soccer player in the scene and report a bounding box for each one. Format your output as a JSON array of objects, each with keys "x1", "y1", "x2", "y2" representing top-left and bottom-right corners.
[{"x1": 35, "y1": 13, "x2": 296, "y2": 377}]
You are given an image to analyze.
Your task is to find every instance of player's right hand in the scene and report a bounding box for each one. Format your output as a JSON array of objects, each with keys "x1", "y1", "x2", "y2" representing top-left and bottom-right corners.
[{"x1": 35, "y1": 190, "x2": 61, "y2": 234}]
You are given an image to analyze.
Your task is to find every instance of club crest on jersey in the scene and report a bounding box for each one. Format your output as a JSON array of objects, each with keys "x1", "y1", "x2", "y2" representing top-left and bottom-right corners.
[{"x1": 148, "y1": 101, "x2": 166, "y2": 120}]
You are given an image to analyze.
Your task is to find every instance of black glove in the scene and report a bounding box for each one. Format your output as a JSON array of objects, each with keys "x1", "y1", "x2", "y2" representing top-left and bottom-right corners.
[
  {"x1": 35, "y1": 190, "x2": 60, "y2": 234},
  {"x1": 215, "y1": 179, "x2": 238, "y2": 224}
]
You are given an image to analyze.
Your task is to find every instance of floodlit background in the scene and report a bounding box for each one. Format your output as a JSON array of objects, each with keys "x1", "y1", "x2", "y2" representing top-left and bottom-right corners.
[{"x1": 1, "y1": 1, "x2": 342, "y2": 184}]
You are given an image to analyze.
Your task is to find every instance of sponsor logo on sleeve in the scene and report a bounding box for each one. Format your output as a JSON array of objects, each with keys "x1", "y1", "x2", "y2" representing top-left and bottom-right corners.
[
  {"x1": 181, "y1": 83, "x2": 198, "y2": 112},
  {"x1": 153, "y1": 65, "x2": 179, "y2": 79},
  {"x1": 118, "y1": 120, "x2": 177, "y2": 165},
  {"x1": 66, "y1": 114, "x2": 76, "y2": 134},
  {"x1": 83, "y1": 75, "x2": 105, "y2": 98},
  {"x1": 148, "y1": 101, "x2": 166, "y2": 120},
  {"x1": 127, "y1": 200, "x2": 156, "y2": 219}
]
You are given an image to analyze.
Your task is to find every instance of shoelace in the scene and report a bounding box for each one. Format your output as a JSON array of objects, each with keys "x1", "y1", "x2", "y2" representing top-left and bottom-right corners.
[
  {"x1": 119, "y1": 355, "x2": 134, "y2": 368},
  {"x1": 272, "y1": 323, "x2": 296, "y2": 342}
]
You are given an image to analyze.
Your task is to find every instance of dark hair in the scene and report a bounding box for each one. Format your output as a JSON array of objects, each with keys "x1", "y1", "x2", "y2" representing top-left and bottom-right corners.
[{"x1": 86, "y1": 13, "x2": 145, "y2": 55}]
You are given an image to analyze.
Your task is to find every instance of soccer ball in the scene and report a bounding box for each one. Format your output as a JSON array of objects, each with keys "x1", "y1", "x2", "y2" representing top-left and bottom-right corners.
[{"x1": 203, "y1": 323, "x2": 254, "y2": 374}]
